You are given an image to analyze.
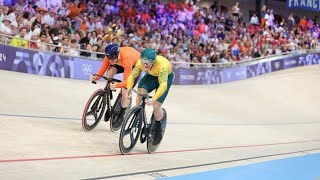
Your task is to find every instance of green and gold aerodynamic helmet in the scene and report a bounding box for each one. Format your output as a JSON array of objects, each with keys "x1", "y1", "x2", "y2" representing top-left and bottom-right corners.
[{"x1": 140, "y1": 48, "x2": 157, "y2": 64}]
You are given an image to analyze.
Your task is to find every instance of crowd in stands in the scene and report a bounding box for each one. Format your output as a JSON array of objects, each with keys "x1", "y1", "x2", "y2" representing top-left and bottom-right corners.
[{"x1": 0, "y1": 0, "x2": 320, "y2": 65}]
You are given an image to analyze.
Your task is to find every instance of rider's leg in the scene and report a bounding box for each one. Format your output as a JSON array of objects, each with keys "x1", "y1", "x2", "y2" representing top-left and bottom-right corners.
[
  {"x1": 136, "y1": 74, "x2": 155, "y2": 106},
  {"x1": 107, "y1": 66, "x2": 129, "y2": 125},
  {"x1": 151, "y1": 101, "x2": 165, "y2": 145},
  {"x1": 136, "y1": 88, "x2": 148, "y2": 106},
  {"x1": 153, "y1": 73, "x2": 174, "y2": 121},
  {"x1": 116, "y1": 88, "x2": 129, "y2": 123},
  {"x1": 117, "y1": 80, "x2": 135, "y2": 123},
  {"x1": 153, "y1": 101, "x2": 163, "y2": 121},
  {"x1": 104, "y1": 66, "x2": 117, "y2": 121},
  {"x1": 121, "y1": 88, "x2": 129, "y2": 108},
  {"x1": 152, "y1": 73, "x2": 174, "y2": 145},
  {"x1": 106, "y1": 66, "x2": 117, "y2": 78}
]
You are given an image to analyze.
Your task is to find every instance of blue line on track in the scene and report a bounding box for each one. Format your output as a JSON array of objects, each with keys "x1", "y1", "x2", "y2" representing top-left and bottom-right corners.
[
  {"x1": 0, "y1": 113, "x2": 79, "y2": 120},
  {"x1": 162, "y1": 153, "x2": 320, "y2": 180}
]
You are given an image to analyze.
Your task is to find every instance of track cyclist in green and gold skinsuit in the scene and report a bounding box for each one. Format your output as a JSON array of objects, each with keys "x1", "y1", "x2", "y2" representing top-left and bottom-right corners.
[{"x1": 126, "y1": 48, "x2": 174, "y2": 145}]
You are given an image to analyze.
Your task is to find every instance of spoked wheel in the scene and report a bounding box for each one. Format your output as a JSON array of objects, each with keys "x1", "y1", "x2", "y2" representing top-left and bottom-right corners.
[
  {"x1": 147, "y1": 108, "x2": 167, "y2": 153},
  {"x1": 119, "y1": 107, "x2": 142, "y2": 155},
  {"x1": 82, "y1": 89, "x2": 106, "y2": 131},
  {"x1": 110, "y1": 94, "x2": 132, "y2": 132}
]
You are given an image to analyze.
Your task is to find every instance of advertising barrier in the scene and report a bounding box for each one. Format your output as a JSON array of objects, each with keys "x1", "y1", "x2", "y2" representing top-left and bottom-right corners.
[
  {"x1": 172, "y1": 53, "x2": 320, "y2": 85},
  {"x1": 1, "y1": 44, "x2": 320, "y2": 85},
  {"x1": 0, "y1": 45, "x2": 102, "y2": 80},
  {"x1": 287, "y1": 0, "x2": 320, "y2": 12}
]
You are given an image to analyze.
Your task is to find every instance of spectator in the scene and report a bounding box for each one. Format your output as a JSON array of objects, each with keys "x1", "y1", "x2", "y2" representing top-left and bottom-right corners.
[
  {"x1": 260, "y1": 5, "x2": 267, "y2": 27},
  {"x1": 0, "y1": 16, "x2": 12, "y2": 36},
  {"x1": 190, "y1": 56, "x2": 200, "y2": 68},
  {"x1": 96, "y1": 45, "x2": 105, "y2": 58},
  {"x1": 7, "y1": 6, "x2": 20, "y2": 22},
  {"x1": 13, "y1": 0, "x2": 25, "y2": 13},
  {"x1": 68, "y1": 21, "x2": 77, "y2": 34},
  {"x1": 37, "y1": 33, "x2": 49, "y2": 51},
  {"x1": 218, "y1": 52, "x2": 229, "y2": 63},
  {"x1": 91, "y1": 44, "x2": 99, "y2": 59},
  {"x1": 67, "y1": 39, "x2": 80, "y2": 57},
  {"x1": 43, "y1": 9, "x2": 56, "y2": 27},
  {"x1": 28, "y1": 34, "x2": 39, "y2": 49},
  {"x1": 21, "y1": 11, "x2": 30, "y2": 26},
  {"x1": 300, "y1": 16, "x2": 308, "y2": 32},
  {"x1": 250, "y1": 13, "x2": 259, "y2": 26},
  {"x1": 10, "y1": 20, "x2": 18, "y2": 35},
  {"x1": 24, "y1": 3, "x2": 36, "y2": 17},
  {"x1": 231, "y1": 2, "x2": 240, "y2": 23},
  {"x1": 80, "y1": 43, "x2": 92, "y2": 57},
  {"x1": 57, "y1": 1, "x2": 69, "y2": 17},
  {"x1": 10, "y1": 26, "x2": 28, "y2": 48},
  {"x1": 60, "y1": 37, "x2": 68, "y2": 53},
  {"x1": 52, "y1": 36, "x2": 62, "y2": 52},
  {"x1": 252, "y1": 48, "x2": 261, "y2": 58},
  {"x1": 68, "y1": 2, "x2": 80, "y2": 19}
]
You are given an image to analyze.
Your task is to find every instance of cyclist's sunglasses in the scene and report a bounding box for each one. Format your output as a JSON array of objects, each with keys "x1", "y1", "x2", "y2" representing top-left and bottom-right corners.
[
  {"x1": 141, "y1": 58, "x2": 153, "y2": 66},
  {"x1": 106, "y1": 54, "x2": 118, "y2": 61}
]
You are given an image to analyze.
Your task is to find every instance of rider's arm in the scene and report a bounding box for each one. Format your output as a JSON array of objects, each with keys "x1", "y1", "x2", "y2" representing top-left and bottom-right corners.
[
  {"x1": 152, "y1": 67, "x2": 169, "y2": 101},
  {"x1": 95, "y1": 57, "x2": 110, "y2": 79},
  {"x1": 126, "y1": 62, "x2": 142, "y2": 89}
]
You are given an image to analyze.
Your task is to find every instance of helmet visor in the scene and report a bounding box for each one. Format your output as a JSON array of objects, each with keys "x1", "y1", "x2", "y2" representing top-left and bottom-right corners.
[
  {"x1": 106, "y1": 54, "x2": 118, "y2": 61},
  {"x1": 141, "y1": 57, "x2": 154, "y2": 65}
]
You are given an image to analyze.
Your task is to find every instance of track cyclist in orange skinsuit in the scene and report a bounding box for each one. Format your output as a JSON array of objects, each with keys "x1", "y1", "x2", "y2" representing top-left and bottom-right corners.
[
  {"x1": 89, "y1": 44, "x2": 140, "y2": 125},
  {"x1": 126, "y1": 48, "x2": 174, "y2": 145}
]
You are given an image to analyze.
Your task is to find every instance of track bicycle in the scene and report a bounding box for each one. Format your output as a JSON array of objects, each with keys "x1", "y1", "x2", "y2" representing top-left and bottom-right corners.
[
  {"x1": 119, "y1": 88, "x2": 167, "y2": 154},
  {"x1": 81, "y1": 74, "x2": 131, "y2": 132}
]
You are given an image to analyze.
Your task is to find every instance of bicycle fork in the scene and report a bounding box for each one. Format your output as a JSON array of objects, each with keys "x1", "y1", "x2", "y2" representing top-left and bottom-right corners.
[
  {"x1": 130, "y1": 108, "x2": 142, "y2": 134},
  {"x1": 140, "y1": 108, "x2": 151, "y2": 143}
]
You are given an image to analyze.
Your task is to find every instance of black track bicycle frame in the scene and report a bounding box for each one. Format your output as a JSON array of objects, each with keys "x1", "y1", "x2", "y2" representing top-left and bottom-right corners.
[
  {"x1": 92, "y1": 74, "x2": 121, "y2": 116},
  {"x1": 131, "y1": 89, "x2": 151, "y2": 138}
]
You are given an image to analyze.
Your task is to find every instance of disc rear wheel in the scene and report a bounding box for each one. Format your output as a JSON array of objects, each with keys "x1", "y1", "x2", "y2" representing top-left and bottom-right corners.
[
  {"x1": 147, "y1": 108, "x2": 167, "y2": 153},
  {"x1": 82, "y1": 89, "x2": 106, "y2": 131}
]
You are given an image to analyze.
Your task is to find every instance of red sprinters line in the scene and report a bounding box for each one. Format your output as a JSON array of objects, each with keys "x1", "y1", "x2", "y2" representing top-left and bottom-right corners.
[{"x1": 0, "y1": 139, "x2": 319, "y2": 163}]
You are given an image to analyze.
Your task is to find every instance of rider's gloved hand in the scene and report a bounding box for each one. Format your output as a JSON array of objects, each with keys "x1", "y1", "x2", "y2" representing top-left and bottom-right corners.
[
  {"x1": 110, "y1": 82, "x2": 117, "y2": 91},
  {"x1": 89, "y1": 75, "x2": 97, "y2": 82}
]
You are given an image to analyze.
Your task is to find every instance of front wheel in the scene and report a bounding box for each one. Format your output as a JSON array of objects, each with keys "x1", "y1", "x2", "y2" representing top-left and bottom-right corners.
[
  {"x1": 82, "y1": 89, "x2": 106, "y2": 131},
  {"x1": 119, "y1": 107, "x2": 142, "y2": 155}
]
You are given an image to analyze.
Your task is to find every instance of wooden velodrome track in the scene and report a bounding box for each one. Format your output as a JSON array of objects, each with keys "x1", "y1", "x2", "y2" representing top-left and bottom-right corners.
[{"x1": 1, "y1": 65, "x2": 320, "y2": 179}]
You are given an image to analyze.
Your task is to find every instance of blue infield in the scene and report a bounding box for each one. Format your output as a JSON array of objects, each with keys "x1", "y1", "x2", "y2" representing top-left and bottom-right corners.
[{"x1": 163, "y1": 153, "x2": 320, "y2": 180}]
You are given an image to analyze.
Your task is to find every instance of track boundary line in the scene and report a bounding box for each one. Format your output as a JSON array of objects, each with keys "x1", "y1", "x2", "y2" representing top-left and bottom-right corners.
[
  {"x1": 82, "y1": 147, "x2": 320, "y2": 180},
  {"x1": 0, "y1": 139, "x2": 320, "y2": 163}
]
